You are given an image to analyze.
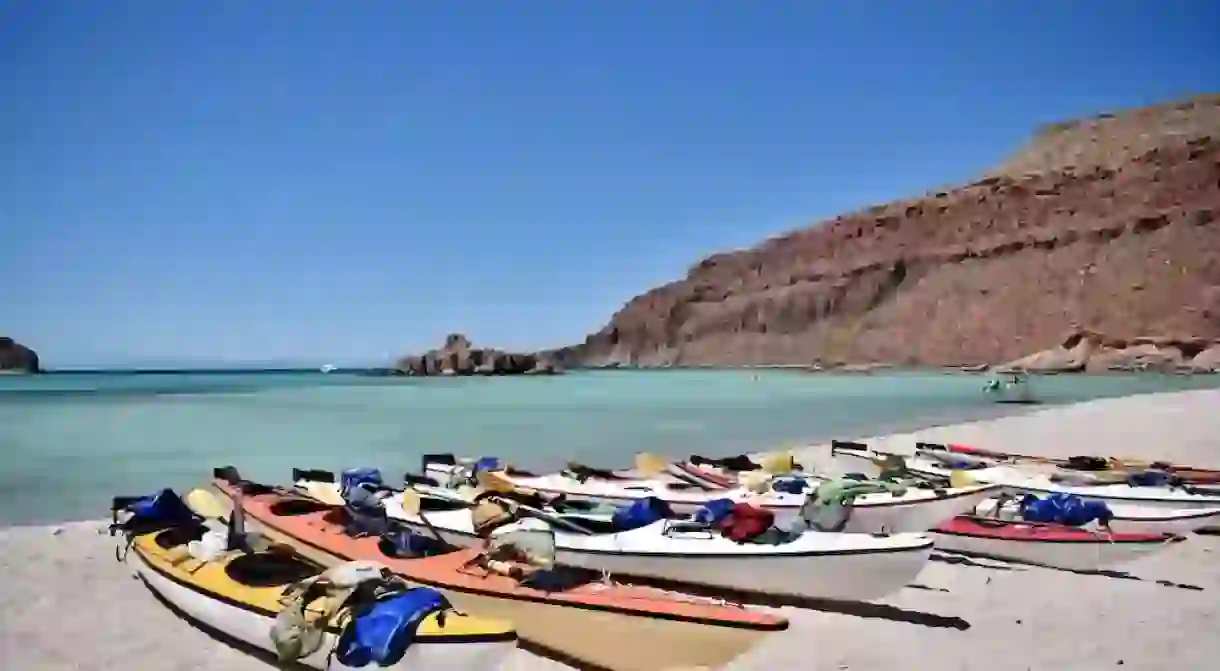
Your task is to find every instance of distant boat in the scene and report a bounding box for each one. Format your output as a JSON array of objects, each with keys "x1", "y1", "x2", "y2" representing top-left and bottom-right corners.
[
  {"x1": 320, "y1": 364, "x2": 337, "y2": 374},
  {"x1": 983, "y1": 371, "x2": 1039, "y2": 404}
]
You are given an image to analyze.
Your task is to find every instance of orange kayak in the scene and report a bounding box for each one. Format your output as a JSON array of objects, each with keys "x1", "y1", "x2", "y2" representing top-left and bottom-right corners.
[{"x1": 213, "y1": 479, "x2": 786, "y2": 671}]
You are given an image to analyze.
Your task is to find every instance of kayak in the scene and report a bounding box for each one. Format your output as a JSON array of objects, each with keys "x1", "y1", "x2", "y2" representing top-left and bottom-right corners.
[
  {"x1": 831, "y1": 442, "x2": 1220, "y2": 511},
  {"x1": 423, "y1": 459, "x2": 999, "y2": 534},
  {"x1": 376, "y1": 496, "x2": 934, "y2": 603},
  {"x1": 938, "y1": 442, "x2": 1220, "y2": 484},
  {"x1": 931, "y1": 517, "x2": 1181, "y2": 571},
  {"x1": 120, "y1": 518, "x2": 515, "y2": 670},
  {"x1": 212, "y1": 478, "x2": 788, "y2": 671}
]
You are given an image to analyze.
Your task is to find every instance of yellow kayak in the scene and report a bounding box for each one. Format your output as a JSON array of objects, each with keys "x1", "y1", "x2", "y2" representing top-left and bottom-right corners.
[{"x1": 125, "y1": 526, "x2": 517, "y2": 670}]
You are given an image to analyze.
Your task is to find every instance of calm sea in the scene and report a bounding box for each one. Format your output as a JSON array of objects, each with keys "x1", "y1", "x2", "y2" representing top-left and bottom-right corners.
[{"x1": 2, "y1": 369, "x2": 1218, "y2": 526}]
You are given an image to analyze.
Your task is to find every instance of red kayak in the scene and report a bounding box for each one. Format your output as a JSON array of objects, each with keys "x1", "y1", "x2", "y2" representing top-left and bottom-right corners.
[{"x1": 931, "y1": 516, "x2": 1180, "y2": 571}]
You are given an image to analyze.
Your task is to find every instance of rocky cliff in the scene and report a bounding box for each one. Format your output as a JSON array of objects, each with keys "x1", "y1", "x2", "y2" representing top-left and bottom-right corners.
[
  {"x1": 0, "y1": 337, "x2": 41, "y2": 373},
  {"x1": 396, "y1": 334, "x2": 561, "y2": 376},
  {"x1": 563, "y1": 95, "x2": 1220, "y2": 370}
]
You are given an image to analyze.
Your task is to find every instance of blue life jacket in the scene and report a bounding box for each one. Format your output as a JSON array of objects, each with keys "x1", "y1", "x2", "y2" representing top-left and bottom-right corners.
[
  {"x1": 611, "y1": 496, "x2": 672, "y2": 531},
  {"x1": 114, "y1": 489, "x2": 200, "y2": 531},
  {"x1": 770, "y1": 477, "x2": 807, "y2": 495},
  {"x1": 335, "y1": 588, "x2": 450, "y2": 667},
  {"x1": 1020, "y1": 493, "x2": 1113, "y2": 526},
  {"x1": 472, "y1": 456, "x2": 502, "y2": 476},
  {"x1": 341, "y1": 468, "x2": 384, "y2": 500},
  {"x1": 693, "y1": 498, "x2": 736, "y2": 525}
]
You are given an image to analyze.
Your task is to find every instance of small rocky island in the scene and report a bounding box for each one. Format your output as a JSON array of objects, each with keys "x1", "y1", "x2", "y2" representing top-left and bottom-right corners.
[
  {"x1": 0, "y1": 336, "x2": 41, "y2": 374},
  {"x1": 393, "y1": 334, "x2": 562, "y2": 376}
]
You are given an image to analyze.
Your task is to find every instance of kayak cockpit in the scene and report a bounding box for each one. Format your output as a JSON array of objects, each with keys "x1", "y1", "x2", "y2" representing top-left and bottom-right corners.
[{"x1": 224, "y1": 551, "x2": 323, "y2": 588}]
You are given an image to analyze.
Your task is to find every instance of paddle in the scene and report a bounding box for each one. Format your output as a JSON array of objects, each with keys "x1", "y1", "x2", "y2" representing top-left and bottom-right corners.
[
  {"x1": 185, "y1": 487, "x2": 298, "y2": 558},
  {"x1": 398, "y1": 488, "x2": 450, "y2": 545},
  {"x1": 474, "y1": 470, "x2": 596, "y2": 536}
]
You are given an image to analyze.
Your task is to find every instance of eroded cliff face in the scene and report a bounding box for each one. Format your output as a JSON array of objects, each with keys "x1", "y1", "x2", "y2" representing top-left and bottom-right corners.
[{"x1": 569, "y1": 96, "x2": 1220, "y2": 368}]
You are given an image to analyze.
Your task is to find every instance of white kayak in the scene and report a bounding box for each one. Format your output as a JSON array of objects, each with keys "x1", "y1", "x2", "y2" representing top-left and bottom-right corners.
[
  {"x1": 423, "y1": 462, "x2": 999, "y2": 534},
  {"x1": 831, "y1": 443, "x2": 1220, "y2": 512},
  {"x1": 380, "y1": 497, "x2": 933, "y2": 602}
]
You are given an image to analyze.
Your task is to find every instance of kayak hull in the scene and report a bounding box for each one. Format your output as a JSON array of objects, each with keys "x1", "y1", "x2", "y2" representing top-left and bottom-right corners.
[
  {"x1": 382, "y1": 502, "x2": 932, "y2": 602},
  {"x1": 931, "y1": 518, "x2": 1180, "y2": 571}
]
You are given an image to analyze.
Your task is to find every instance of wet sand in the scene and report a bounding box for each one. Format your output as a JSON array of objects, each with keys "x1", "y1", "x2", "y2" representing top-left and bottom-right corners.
[{"x1": 3, "y1": 389, "x2": 1219, "y2": 670}]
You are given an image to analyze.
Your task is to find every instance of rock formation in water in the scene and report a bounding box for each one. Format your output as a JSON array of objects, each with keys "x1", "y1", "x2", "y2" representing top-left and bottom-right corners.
[
  {"x1": 555, "y1": 94, "x2": 1220, "y2": 372},
  {"x1": 0, "y1": 337, "x2": 41, "y2": 373},
  {"x1": 395, "y1": 333, "x2": 562, "y2": 376}
]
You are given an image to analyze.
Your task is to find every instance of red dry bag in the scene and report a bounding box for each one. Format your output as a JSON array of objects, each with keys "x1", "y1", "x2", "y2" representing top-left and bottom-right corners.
[{"x1": 718, "y1": 502, "x2": 774, "y2": 543}]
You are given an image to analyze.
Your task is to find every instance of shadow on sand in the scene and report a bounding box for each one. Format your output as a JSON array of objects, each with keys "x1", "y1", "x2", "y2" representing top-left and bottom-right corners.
[
  {"x1": 616, "y1": 575, "x2": 970, "y2": 631},
  {"x1": 932, "y1": 550, "x2": 1203, "y2": 591}
]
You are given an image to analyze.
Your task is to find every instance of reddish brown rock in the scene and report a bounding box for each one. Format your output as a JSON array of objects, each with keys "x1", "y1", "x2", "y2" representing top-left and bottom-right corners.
[
  {"x1": 563, "y1": 95, "x2": 1220, "y2": 369},
  {"x1": 395, "y1": 333, "x2": 561, "y2": 376}
]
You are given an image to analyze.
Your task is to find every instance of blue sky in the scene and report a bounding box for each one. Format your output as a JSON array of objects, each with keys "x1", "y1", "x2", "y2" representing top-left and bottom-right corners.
[{"x1": 3, "y1": 1, "x2": 1217, "y2": 368}]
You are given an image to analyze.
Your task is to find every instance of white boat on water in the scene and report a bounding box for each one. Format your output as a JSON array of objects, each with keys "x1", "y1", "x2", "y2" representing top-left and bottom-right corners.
[
  {"x1": 831, "y1": 442, "x2": 1220, "y2": 513},
  {"x1": 422, "y1": 458, "x2": 998, "y2": 534},
  {"x1": 378, "y1": 497, "x2": 933, "y2": 603}
]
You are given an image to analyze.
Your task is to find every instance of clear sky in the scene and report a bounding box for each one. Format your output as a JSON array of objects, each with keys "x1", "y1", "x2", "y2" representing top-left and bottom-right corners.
[{"x1": 3, "y1": 1, "x2": 1218, "y2": 368}]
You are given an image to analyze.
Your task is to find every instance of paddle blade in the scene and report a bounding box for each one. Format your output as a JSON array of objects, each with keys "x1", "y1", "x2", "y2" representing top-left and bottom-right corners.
[
  {"x1": 948, "y1": 470, "x2": 977, "y2": 489},
  {"x1": 399, "y1": 489, "x2": 422, "y2": 515},
  {"x1": 186, "y1": 488, "x2": 228, "y2": 520},
  {"x1": 476, "y1": 469, "x2": 518, "y2": 493},
  {"x1": 757, "y1": 451, "x2": 796, "y2": 474},
  {"x1": 634, "y1": 453, "x2": 670, "y2": 477}
]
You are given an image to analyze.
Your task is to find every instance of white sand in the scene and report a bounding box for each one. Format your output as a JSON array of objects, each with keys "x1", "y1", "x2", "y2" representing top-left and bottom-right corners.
[{"x1": 4, "y1": 388, "x2": 1220, "y2": 670}]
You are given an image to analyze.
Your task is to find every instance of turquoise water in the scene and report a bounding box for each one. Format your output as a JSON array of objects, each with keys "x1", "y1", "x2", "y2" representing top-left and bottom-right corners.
[{"x1": 3, "y1": 369, "x2": 1218, "y2": 526}]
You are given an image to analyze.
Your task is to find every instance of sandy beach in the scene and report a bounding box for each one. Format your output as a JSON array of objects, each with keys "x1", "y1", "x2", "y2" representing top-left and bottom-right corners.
[{"x1": 4, "y1": 388, "x2": 1220, "y2": 671}]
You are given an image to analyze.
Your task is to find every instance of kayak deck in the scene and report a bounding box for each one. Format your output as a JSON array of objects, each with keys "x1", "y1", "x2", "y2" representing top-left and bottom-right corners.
[{"x1": 215, "y1": 480, "x2": 788, "y2": 631}]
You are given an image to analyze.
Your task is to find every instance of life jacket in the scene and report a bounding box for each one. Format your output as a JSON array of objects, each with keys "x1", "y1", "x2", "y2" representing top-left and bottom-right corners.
[
  {"x1": 110, "y1": 489, "x2": 201, "y2": 536},
  {"x1": 335, "y1": 588, "x2": 451, "y2": 667},
  {"x1": 271, "y1": 561, "x2": 389, "y2": 663},
  {"x1": 693, "y1": 498, "x2": 736, "y2": 525},
  {"x1": 340, "y1": 468, "x2": 384, "y2": 501},
  {"x1": 611, "y1": 496, "x2": 672, "y2": 532},
  {"x1": 1019, "y1": 493, "x2": 1113, "y2": 526},
  {"x1": 719, "y1": 503, "x2": 774, "y2": 543},
  {"x1": 471, "y1": 498, "x2": 518, "y2": 537},
  {"x1": 770, "y1": 476, "x2": 807, "y2": 495}
]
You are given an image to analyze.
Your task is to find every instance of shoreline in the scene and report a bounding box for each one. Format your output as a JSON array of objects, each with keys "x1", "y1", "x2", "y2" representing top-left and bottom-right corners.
[
  {"x1": 3, "y1": 387, "x2": 1215, "y2": 531},
  {"x1": 5, "y1": 388, "x2": 1220, "y2": 670}
]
